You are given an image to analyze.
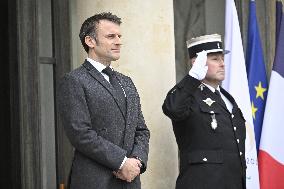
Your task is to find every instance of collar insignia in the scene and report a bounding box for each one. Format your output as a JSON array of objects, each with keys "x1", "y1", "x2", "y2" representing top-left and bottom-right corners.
[
  {"x1": 203, "y1": 98, "x2": 215, "y2": 107},
  {"x1": 198, "y1": 84, "x2": 205, "y2": 91}
]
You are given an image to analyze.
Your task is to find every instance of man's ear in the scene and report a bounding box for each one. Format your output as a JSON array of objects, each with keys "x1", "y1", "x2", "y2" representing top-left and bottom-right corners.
[
  {"x1": 191, "y1": 57, "x2": 196, "y2": 65},
  {"x1": 85, "y1": 36, "x2": 96, "y2": 49}
]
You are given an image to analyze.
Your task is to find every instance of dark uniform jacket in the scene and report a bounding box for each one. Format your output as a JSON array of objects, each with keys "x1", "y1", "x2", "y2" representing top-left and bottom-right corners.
[
  {"x1": 57, "y1": 60, "x2": 150, "y2": 189},
  {"x1": 162, "y1": 75, "x2": 246, "y2": 189}
]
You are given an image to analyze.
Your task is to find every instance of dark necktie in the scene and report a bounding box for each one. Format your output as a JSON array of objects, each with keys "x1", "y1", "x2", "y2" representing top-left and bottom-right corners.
[
  {"x1": 102, "y1": 67, "x2": 126, "y2": 115},
  {"x1": 214, "y1": 90, "x2": 227, "y2": 109}
]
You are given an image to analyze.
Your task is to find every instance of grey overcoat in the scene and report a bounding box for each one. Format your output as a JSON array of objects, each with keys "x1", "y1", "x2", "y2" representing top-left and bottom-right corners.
[{"x1": 57, "y1": 60, "x2": 150, "y2": 189}]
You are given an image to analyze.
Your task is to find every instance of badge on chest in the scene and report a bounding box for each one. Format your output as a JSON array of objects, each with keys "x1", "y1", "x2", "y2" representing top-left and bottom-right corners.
[
  {"x1": 201, "y1": 97, "x2": 218, "y2": 130},
  {"x1": 210, "y1": 111, "x2": 218, "y2": 130}
]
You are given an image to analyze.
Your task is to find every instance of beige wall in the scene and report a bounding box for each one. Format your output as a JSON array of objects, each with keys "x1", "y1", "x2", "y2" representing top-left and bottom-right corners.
[{"x1": 70, "y1": 0, "x2": 178, "y2": 188}]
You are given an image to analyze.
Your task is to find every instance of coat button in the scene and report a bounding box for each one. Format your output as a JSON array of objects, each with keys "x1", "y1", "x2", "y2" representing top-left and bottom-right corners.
[
  {"x1": 203, "y1": 158, "x2": 208, "y2": 162},
  {"x1": 234, "y1": 127, "x2": 237, "y2": 131},
  {"x1": 231, "y1": 114, "x2": 234, "y2": 118},
  {"x1": 237, "y1": 139, "x2": 240, "y2": 143},
  {"x1": 240, "y1": 152, "x2": 243, "y2": 156}
]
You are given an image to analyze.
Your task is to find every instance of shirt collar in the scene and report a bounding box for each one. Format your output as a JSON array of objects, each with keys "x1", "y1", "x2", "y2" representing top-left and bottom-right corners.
[
  {"x1": 86, "y1": 57, "x2": 112, "y2": 72},
  {"x1": 202, "y1": 82, "x2": 220, "y2": 93}
]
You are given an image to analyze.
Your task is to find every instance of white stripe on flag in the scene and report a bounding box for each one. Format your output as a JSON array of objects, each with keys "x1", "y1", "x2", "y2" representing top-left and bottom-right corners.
[
  {"x1": 223, "y1": 0, "x2": 260, "y2": 188},
  {"x1": 260, "y1": 71, "x2": 284, "y2": 164}
]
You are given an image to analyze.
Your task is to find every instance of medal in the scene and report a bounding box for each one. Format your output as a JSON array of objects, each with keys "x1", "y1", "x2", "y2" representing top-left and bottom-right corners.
[
  {"x1": 211, "y1": 119, "x2": 217, "y2": 130},
  {"x1": 210, "y1": 112, "x2": 218, "y2": 130}
]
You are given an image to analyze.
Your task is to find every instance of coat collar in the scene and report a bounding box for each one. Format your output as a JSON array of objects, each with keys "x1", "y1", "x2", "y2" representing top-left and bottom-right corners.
[{"x1": 83, "y1": 60, "x2": 127, "y2": 120}]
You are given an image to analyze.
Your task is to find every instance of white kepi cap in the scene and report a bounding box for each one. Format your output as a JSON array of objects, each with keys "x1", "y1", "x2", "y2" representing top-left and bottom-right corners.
[{"x1": 186, "y1": 34, "x2": 229, "y2": 58}]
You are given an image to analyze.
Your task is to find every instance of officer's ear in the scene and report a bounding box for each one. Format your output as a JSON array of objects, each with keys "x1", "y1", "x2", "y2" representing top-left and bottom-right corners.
[{"x1": 191, "y1": 57, "x2": 196, "y2": 65}]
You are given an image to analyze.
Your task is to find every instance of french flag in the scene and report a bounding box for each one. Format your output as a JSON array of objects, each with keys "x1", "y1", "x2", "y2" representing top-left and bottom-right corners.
[{"x1": 258, "y1": 1, "x2": 284, "y2": 188}]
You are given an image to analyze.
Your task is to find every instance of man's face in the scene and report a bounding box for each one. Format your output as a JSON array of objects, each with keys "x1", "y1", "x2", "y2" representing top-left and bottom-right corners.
[
  {"x1": 204, "y1": 52, "x2": 225, "y2": 84},
  {"x1": 89, "y1": 20, "x2": 122, "y2": 63}
]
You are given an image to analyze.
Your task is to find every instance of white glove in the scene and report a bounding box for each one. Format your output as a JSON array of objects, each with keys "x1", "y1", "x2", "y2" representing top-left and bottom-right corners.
[{"x1": 188, "y1": 50, "x2": 208, "y2": 80}]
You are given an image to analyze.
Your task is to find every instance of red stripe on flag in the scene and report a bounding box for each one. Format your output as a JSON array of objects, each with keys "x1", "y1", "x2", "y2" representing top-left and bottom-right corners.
[{"x1": 259, "y1": 150, "x2": 284, "y2": 189}]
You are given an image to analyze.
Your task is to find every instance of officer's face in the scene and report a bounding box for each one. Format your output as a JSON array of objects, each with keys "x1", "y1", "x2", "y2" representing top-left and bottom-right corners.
[{"x1": 204, "y1": 52, "x2": 225, "y2": 84}]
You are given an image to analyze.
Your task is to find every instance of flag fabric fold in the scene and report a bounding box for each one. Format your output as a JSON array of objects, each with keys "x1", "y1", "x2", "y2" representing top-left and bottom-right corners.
[
  {"x1": 246, "y1": 0, "x2": 268, "y2": 152},
  {"x1": 223, "y1": 0, "x2": 260, "y2": 188},
  {"x1": 259, "y1": 1, "x2": 284, "y2": 188}
]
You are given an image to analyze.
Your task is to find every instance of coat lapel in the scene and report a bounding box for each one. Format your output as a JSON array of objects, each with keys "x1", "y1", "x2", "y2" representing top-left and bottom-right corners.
[
  {"x1": 115, "y1": 73, "x2": 132, "y2": 123},
  {"x1": 118, "y1": 76, "x2": 130, "y2": 120},
  {"x1": 220, "y1": 87, "x2": 239, "y2": 113},
  {"x1": 82, "y1": 60, "x2": 126, "y2": 120},
  {"x1": 116, "y1": 75, "x2": 136, "y2": 152}
]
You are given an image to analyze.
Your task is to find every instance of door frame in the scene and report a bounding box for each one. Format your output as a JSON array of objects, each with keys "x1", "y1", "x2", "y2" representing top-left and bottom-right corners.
[{"x1": 15, "y1": 0, "x2": 72, "y2": 188}]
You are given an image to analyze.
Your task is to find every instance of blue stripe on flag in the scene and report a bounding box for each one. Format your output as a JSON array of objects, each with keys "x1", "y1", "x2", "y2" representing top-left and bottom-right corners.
[
  {"x1": 246, "y1": 0, "x2": 268, "y2": 152},
  {"x1": 273, "y1": 6, "x2": 284, "y2": 77}
]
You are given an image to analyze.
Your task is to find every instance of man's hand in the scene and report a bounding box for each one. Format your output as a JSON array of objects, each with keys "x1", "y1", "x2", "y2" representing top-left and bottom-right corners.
[
  {"x1": 113, "y1": 158, "x2": 142, "y2": 182},
  {"x1": 188, "y1": 50, "x2": 208, "y2": 80}
]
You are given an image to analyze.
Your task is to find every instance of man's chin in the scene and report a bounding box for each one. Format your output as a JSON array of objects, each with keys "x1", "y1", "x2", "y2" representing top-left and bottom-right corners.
[
  {"x1": 219, "y1": 77, "x2": 225, "y2": 82},
  {"x1": 218, "y1": 74, "x2": 225, "y2": 81},
  {"x1": 111, "y1": 56, "x2": 120, "y2": 61}
]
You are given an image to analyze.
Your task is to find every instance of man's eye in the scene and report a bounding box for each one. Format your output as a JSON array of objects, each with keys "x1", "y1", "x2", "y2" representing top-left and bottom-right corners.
[{"x1": 106, "y1": 34, "x2": 121, "y2": 39}]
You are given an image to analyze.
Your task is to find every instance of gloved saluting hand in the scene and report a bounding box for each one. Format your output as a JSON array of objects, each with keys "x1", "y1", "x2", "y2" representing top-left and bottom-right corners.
[{"x1": 188, "y1": 50, "x2": 208, "y2": 80}]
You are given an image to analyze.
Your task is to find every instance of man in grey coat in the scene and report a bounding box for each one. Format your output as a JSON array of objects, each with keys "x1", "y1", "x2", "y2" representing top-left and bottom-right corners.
[{"x1": 57, "y1": 12, "x2": 150, "y2": 189}]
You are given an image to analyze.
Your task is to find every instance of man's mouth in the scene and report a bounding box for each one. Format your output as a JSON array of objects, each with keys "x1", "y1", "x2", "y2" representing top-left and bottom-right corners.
[{"x1": 112, "y1": 49, "x2": 120, "y2": 53}]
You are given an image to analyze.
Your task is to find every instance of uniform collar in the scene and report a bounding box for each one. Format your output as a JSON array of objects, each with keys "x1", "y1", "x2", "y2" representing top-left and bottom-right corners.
[{"x1": 202, "y1": 82, "x2": 220, "y2": 93}]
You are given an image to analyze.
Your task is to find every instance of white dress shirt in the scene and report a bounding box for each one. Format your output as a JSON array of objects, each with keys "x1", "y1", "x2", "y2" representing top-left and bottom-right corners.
[{"x1": 87, "y1": 57, "x2": 110, "y2": 82}]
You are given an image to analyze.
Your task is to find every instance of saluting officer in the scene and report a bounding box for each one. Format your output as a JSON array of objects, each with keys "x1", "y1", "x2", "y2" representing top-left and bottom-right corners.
[{"x1": 162, "y1": 34, "x2": 246, "y2": 189}]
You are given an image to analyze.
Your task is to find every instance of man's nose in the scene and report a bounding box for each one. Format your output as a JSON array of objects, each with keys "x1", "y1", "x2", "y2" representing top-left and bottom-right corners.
[
  {"x1": 115, "y1": 36, "x2": 122, "y2": 45},
  {"x1": 219, "y1": 58, "x2": 225, "y2": 65}
]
